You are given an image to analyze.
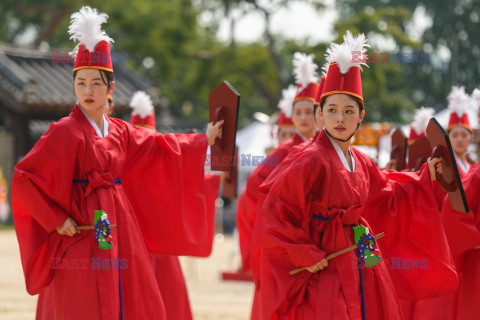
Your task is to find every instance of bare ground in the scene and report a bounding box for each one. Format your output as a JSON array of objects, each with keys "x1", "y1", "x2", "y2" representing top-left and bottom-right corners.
[{"x1": 0, "y1": 229, "x2": 253, "y2": 320}]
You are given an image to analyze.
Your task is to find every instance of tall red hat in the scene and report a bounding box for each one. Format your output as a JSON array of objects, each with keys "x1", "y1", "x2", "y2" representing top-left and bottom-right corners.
[
  {"x1": 315, "y1": 74, "x2": 327, "y2": 105},
  {"x1": 278, "y1": 112, "x2": 294, "y2": 128},
  {"x1": 408, "y1": 107, "x2": 434, "y2": 144},
  {"x1": 320, "y1": 31, "x2": 369, "y2": 106},
  {"x1": 447, "y1": 86, "x2": 472, "y2": 132},
  {"x1": 277, "y1": 85, "x2": 296, "y2": 128},
  {"x1": 292, "y1": 52, "x2": 320, "y2": 104},
  {"x1": 129, "y1": 91, "x2": 156, "y2": 130},
  {"x1": 69, "y1": 6, "x2": 114, "y2": 73}
]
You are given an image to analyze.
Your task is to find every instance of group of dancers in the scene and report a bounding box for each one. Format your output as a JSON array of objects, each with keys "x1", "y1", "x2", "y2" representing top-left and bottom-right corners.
[
  {"x1": 237, "y1": 29, "x2": 480, "y2": 320},
  {"x1": 10, "y1": 5, "x2": 480, "y2": 320}
]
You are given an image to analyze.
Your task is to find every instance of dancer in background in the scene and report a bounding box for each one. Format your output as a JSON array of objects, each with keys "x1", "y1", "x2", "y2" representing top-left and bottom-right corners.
[
  {"x1": 126, "y1": 91, "x2": 220, "y2": 320},
  {"x1": 237, "y1": 52, "x2": 320, "y2": 319},
  {"x1": 402, "y1": 87, "x2": 480, "y2": 320}
]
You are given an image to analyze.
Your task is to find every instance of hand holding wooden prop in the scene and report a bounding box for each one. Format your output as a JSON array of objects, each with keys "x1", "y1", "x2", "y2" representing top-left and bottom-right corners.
[
  {"x1": 289, "y1": 226, "x2": 385, "y2": 275},
  {"x1": 76, "y1": 210, "x2": 116, "y2": 250}
]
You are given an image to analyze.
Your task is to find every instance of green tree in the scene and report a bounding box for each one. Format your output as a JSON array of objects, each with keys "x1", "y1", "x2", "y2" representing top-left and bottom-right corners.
[
  {"x1": 331, "y1": 6, "x2": 421, "y2": 122},
  {"x1": 337, "y1": 0, "x2": 480, "y2": 112}
]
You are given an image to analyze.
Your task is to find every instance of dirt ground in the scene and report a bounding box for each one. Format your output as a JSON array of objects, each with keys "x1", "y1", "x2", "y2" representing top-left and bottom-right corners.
[{"x1": 0, "y1": 228, "x2": 253, "y2": 320}]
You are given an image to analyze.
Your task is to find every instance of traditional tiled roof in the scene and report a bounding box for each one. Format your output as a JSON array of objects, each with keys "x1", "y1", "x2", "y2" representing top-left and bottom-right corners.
[{"x1": 0, "y1": 42, "x2": 161, "y2": 118}]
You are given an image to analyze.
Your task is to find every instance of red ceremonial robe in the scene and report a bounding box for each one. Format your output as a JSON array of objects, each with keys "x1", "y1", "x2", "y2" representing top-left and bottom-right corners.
[
  {"x1": 445, "y1": 159, "x2": 480, "y2": 320},
  {"x1": 248, "y1": 133, "x2": 319, "y2": 320},
  {"x1": 12, "y1": 105, "x2": 210, "y2": 320},
  {"x1": 237, "y1": 133, "x2": 305, "y2": 273},
  {"x1": 36, "y1": 147, "x2": 219, "y2": 320},
  {"x1": 399, "y1": 157, "x2": 474, "y2": 320},
  {"x1": 260, "y1": 131, "x2": 457, "y2": 320},
  {"x1": 403, "y1": 161, "x2": 480, "y2": 320},
  {"x1": 145, "y1": 173, "x2": 219, "y2": 320}
]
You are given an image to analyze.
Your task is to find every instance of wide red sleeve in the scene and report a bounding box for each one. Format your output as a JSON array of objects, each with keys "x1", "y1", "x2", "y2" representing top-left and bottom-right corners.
[
  {"x1": 441, "y1": 162, "x2": 480, "y2": 271},
  {"x1": 11, "y1": 120, "x2": 81, "y2": 294},
  {"x1": 260, "y1": 152, "x2": 326, "y2": 318},
  {"x1": 122, "y1": 124, "x2": 210, "y2": 256},
  {"x1": 364, "y1": 161, "x2": 458, "y2": 300}
]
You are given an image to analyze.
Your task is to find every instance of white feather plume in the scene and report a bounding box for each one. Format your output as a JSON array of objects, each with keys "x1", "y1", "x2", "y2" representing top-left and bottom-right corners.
[
  {"x1": 470, "y1": 88, "x2": 480, "y2": 112},
  {"x1": 471, "y1": 88, "x2": 480, "y2": 102},
  {"x1": 68, "y1": 6, "x2": 114, "y2": 57},
  {"x1": 129, "y1": 91, "x2": 154, "y2": 118},
  {"x1": 278, "y1": 85, "x2": 297, "y2": 118},
  {"x1": 324, "y1": 31, "x2": 369, "y2": 74},
  {"x1": 411, "y1": 107, "x2": 435, "y2": 135},
  {"x1": 448, "y1": 86, "x2": 469, "y2": 117},
  {"x1": 292, "y1": 52, "x2": 319, "y2": 89}
]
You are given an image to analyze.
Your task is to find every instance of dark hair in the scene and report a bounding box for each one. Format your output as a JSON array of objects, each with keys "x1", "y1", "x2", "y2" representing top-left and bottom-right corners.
[
  {"x1": 320, "y1": 94, "x2": 364, "y2": 111},
  {"x1": 73, "y1": 69, "x2": 114, "y2": 91}
]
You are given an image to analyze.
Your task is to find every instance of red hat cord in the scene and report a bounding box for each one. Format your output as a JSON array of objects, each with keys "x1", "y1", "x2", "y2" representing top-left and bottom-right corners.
[
  {"x1": 277, "y1": 85, "x2": 296, "y2": 128},
  {"x1": 447, "y1": 86, "x2": 472, "y2": 133},
  {"x1": 292, "y1": 52, "x2": 320, "y2": 104},
  {"x1": 129, "y1": 91, "x2": 156, "y2": 130},
  {"x1": 69, "y1": 6, "x2": 114, "y2": 73},
  {"x1": 408, "y1": 107, "x2": 434, "y2": 144}
]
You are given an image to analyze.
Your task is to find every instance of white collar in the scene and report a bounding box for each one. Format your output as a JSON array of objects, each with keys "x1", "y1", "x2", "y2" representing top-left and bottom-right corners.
[
  {"x1": 78, "y1": 104, "x2": 109, "y2": 137},
  {"x1": 454, "y1": 152, "x2": 469, "y2": 173},
  {"x1": 326, "y1": 131, "x2": 356, "y2": 172}
]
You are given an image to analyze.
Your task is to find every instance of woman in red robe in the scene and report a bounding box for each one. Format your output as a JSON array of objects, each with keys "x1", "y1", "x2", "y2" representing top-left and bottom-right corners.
[
  {"x1": 247, "y1": 74, "x2": 326, "y2": 320},
  {"x1": 259, "y1": 31, "x2": 457, "y2": 320},
  {"x1": 238, "y1": 53, "x2": 321, "y2": 319},
  {"x1": 439, "y1": 161, "x2": 480, "y2": 320},
  {"x1": 12, "y1": 7, "x2": 222, "y2": 320},
  {"x1": 126, "y1": 91, "x2": 220, "y2": 320},
  {"x1": 402, "y1": 87, "x2": 480, "y2": 320}
]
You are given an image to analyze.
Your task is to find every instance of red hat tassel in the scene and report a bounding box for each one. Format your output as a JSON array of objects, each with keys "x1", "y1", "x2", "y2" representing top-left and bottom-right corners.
[{"x1": 340, "y1": 74, "x2": 345, "y2": 91}]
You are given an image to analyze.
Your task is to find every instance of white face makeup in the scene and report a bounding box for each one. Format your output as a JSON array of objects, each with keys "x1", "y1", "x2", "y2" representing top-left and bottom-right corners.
[
  {"x1": 278, "y1": 127, "x2": 296, "y2": 144},
  {"x1": 449, "y1": 126, "x2": 472, "y2": 156},
  {"x1": 292, "y1": 100, "x2": 316, "y2": 138},
  {"x1": 320, "y1": 94, "x2": 365, "y2": 142},
  {"x1": 74, "y1": 68, "x2": 114, "y2": 113}
]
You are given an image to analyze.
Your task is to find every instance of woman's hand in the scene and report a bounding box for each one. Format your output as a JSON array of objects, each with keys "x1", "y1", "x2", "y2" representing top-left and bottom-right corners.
[
  {"x1": 384, "y1": 159, "x2": 397, "y2": 170},
  {"x1": 306, "y1": 258, "x2": 328, "y2": 273},
  {"x1": 56, "y1": 217, "x2": 80, "y2": 237},
  {"x1": 428, "y1": 157, "x2": 443, "y2": 181},
  {"x1": 206, "y1": 120, "x2": 224, "y2": 146}
]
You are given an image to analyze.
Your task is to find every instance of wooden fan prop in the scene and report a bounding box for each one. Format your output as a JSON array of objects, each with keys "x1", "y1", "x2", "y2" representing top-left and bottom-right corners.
[
  {"x1": 390, "y1": 128, "x2": 407, "y2": 171},
  {"x1": 222, "y1": 146, "x2": 238, "y2": 199},
  {"x1": 209, "y1": 81, "x2": 240, "y2": 172},
  {"x1": 426, "y1": 118, "x2": 469, "y2": 213},
  {"x1": 407, "y1": 136, "x2": 432, "y2": 172}
]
